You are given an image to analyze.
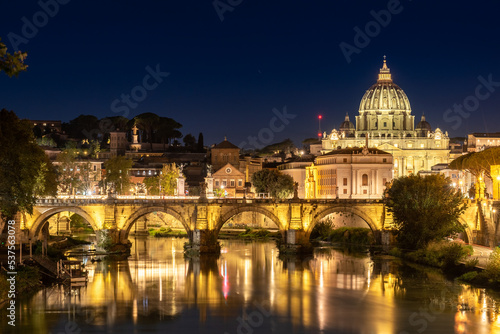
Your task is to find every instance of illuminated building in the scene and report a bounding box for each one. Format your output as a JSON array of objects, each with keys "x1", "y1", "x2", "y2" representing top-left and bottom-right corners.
[
  {"x1": 304, "y1": 146, "x2": 393, "y2": 199},
  {"x1": 321, "y1": 58, "x2": 450, "y2": 177},
  {"x1": 467, "y1": 132, "x2": 500, "y2": 152},
  {"x1": 212, "y1": 163, "x2": 246, "y2": 197}
]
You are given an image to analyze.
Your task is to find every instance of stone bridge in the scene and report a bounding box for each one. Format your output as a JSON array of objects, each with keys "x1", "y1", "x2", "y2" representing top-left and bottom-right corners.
[{"x1": 3, "y1": 197, "x2": 497, "y2": 252}]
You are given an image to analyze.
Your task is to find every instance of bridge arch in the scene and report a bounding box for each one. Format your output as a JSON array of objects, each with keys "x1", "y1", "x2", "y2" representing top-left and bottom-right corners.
[
  {"x1": 217, "y1": 206, "x2": 285, "y2": 235},
  {"x1": 121, "y1": 206, "x2": 190, "y2": 240},
  {"x1": 308, "y1": 206, "x2": 379, "y2": 236},
  {"x1": 30, "y1": 207, "x2": 98, "y2": 239},
  {"x1": 458, "y1": 217, "x2": 473, "y2": 244}
]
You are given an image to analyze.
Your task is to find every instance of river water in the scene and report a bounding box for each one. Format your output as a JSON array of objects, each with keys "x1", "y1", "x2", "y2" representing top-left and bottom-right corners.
[{"x1": 3, "y1": 237, "x2": 500, "y2": 334}]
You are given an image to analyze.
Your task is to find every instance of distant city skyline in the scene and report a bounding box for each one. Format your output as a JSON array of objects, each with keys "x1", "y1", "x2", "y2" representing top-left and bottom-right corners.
[{"x1": 1, "y1": 1, "x2": 499, "y2": 147}]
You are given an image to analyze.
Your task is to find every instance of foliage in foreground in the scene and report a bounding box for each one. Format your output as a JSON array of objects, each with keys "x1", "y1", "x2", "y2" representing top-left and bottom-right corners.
[
  {"x1": 458, "y1": 247, "x2": 500, "y2": 287},
  {"x1": 0, "y1": 266, "x2": 41, "y2": 302},
  {"x1": 0, "y1": 110, "x2": 58, "y2": 219},
  {"x1": 402, "y1": 241, "x2": 471, "y2": 269},
  {"x1": 385, "y1": 174, "x2": 466, "y2": 250},
  {"x1": 0, "y1": 38, "x2": 27, "y2": 77}
]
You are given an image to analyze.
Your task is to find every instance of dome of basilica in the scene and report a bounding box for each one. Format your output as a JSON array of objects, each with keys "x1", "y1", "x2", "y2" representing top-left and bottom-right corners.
[
  {"x1": 339, "y1": 113, "x2": 355, "y2": 131},
  {"x1": 358, "y1": 59, "x2": 411, "y2": 115},
  {"x1": 416, "y1": 114, "x2": 432, "y2": 131}
]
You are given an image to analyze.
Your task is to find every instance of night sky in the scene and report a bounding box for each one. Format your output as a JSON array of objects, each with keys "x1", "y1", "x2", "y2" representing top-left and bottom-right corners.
[{"x1": 1, "y1": 1, "x2": 500, "y2": 148}]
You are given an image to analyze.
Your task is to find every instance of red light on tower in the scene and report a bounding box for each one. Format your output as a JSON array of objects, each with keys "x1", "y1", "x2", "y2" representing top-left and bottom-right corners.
[{"x1": 318, "y1": 115, "x2": 322, "y2": 137}]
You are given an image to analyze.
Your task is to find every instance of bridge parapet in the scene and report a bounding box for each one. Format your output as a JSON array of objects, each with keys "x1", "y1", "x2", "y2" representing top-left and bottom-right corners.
[{"x1": 19, "y1": 196, "x2": 489, "y2": 254}]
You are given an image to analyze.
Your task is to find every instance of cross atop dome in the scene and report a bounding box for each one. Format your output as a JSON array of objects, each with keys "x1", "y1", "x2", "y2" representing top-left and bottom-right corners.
[{"x1": 378, "y1": 56, "x2": 392, "y2": 82}]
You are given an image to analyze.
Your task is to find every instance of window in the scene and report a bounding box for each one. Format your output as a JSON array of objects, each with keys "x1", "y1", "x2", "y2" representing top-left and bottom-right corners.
[
  {"x1": 230, "y1": 180, "x2": 235, "y2": 187},
  {"x1": 215, "y1": 180, "x2": 220, "y2": 187},
  {"x1": 362, "y1": 174, "x2": 368, "y2": 186},
  {"x1": 343, "y1": 158, "x2": 347, "y2": 163},
  {"x1": 383, "y1": 158, "x2": 387, "y2": 163},
  {"x1": 238, "y1": 180, "x2": 243, "y2": 187},
  {"x1": 383, "y1": 122, "x2": 387, "y2": 127},
  {"x1": 343, "y1": 189, "x2": 347, "y2": 194},
  {"x1": 343, "y1": 178, "x2": 348, "y2": 186},
  {"x1": 93, "y1": 165, "x2": 97, "y2": 171},
  {"x1": 222, "y1": 180, "x2": 227, "y2": 187}
]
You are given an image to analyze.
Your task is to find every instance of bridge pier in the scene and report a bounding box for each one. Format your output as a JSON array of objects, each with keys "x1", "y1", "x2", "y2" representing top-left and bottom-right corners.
[
  {"x1": 280, "y1": 229, "x2": 313, "y2": 255},
  {"x1": 97, "y1": 229, "x2": 132, "y2": 253},
  {"x1": 186, "y1": 229, "x2": 221, "y2": 255}
]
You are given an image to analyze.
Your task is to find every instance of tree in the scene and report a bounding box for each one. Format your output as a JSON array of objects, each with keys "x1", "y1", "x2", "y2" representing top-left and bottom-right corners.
[
  {"x1": 197, "y1": 132, "x2": 204, "y2": 152},
  {"x1": 251, "y1": 169, "x2": 294, "y2": 199},
  {"x1": 0, "y1": 109, "x2": 57, "y2": 219},
  {"x1": 62, "y1": 115, "x2": 100, "y2": 140},
  {"x1": 143, "y1": 176, "x2": 160, "y2": 195},
  {"x1": 449, "y1": 147, "x2": 500, "y2": 180},
  {"x1": 0, "y1": 38, "x2": 27, "y2": 77},
  {"x1": 183, "y1": 133, "x2": 196, "y2": 149},
  {"x1": 385, "y1": 174, "x2": 467, "y2": 250},
  {"x1": 103, "y1": 156, "x2": 133, "y2": 194},
  {"x1": 257, "y1": 139, "x2": 296, "y2": 156},
  {"x1": 78, "y1": 161, "x2": 98, "y2": 195},
  {"x1": 56, "y1": 149, "x2": 82, "y2": 195},
  {"x1": 158, "y1": 163, "x2": 180, "y2": 196},
  {"x1": 135, "y1": 113, "x2": 160, "y2": 150},
  {"x1": 158, "y1": 116, "x2": 182, "y2": 149},
  {"x1": 449, "y1": 147, "x2": 500, "y2": 198},
  {"x1": 89, "y1": 140, "x2": 101, "y2": 158}
]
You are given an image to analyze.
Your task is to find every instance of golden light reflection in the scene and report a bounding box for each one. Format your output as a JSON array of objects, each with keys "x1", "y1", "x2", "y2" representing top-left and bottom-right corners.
[{"x1": 18, "y1": 238, "x2": 500, "y2": 333}]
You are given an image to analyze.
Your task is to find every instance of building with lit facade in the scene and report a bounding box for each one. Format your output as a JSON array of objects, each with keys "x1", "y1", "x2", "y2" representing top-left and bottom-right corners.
[
  {"x1": 212, "y1": 163, "x2": 246, "y2": 197},
  {"x1": 305, "y1": 146, "x2": 393, "y2": 199},
  {"x1": 321, "y1": 59, "x2": 451, "y2": 178},
  {"x1": 278, "y1": 156, "x2": 316, "y2": 199},
  {"x1": 467, "y1": 132, "x2": 500, "y2": 152}
]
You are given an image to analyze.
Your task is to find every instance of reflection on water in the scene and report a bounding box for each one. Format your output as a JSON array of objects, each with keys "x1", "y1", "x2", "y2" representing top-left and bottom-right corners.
[{"x1": 3, "y1": 238, "x2": 500, "y2": 333}]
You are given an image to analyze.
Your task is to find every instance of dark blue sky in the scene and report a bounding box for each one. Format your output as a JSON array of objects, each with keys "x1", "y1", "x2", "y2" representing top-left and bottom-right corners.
[{"x1": 1, "y1": 1, "x2": 500, "y2": 148}]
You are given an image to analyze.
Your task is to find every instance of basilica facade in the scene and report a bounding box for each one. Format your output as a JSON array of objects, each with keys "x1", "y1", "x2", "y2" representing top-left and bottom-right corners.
[{"x1": 321, "y1": 59, "x2": 450, "y2": 178}]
